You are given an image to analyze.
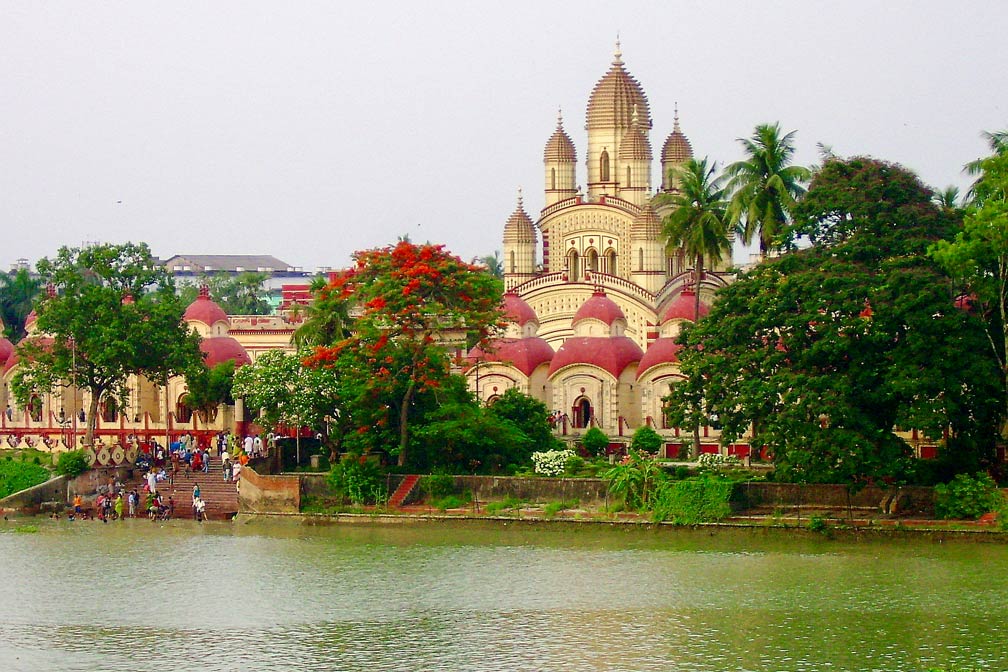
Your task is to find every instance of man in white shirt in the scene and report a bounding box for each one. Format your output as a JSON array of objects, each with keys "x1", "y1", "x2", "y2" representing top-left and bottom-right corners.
[{"x1": 243, "y1": 434, "x2": 254, "y2": 456}]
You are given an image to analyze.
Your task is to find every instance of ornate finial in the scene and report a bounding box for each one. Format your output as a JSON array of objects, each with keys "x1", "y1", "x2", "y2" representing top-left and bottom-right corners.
[
  {"x1": 517, "y1": 186, "x2": 524, "y2": 209},
  {"x1": 199, "y1": 284, "x2": 210, "y2": 299},
  {"x1": 613, "y1": 35, "x2": 622, "y2": 65},
  {"x1": 46, "y1": 283, "x2": 56, "y2": 298},
  {"x1": 557, "y1": 107, "x2": 563, "y2": 128},
  {"x1": 673, "y1": 102, "x2": 681, "y2": 133}
]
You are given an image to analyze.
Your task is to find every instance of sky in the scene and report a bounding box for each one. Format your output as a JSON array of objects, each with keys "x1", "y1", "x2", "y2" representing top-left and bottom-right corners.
[{"x1": 2, "y1": 1, "x2": 1006, "y2": 273}]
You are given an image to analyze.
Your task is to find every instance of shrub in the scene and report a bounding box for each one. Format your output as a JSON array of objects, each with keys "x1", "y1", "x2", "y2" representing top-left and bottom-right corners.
[
  {"x1": 485, "y1": 495, "x2": 524, "y2": 514},
  {"x1": 421, "y1": 473, "x2": 455, "y2": 499},
  {"x1": 934, "y1": 473, "x2": 1006, "y2": 520},
  {"x1": 697, "y1": 452, "x2": 742, "y2": 472},
  {"x1": 604, "y1": 450, "x2": 666, "y2": 510},
  {"x1": 543, "y1": 499, "x2": 578, "y2": 518},
  {"x1": 433, "y1": 493, "x2": 470, "y2": 511},
  {"x1": 327, "y1": 455, "x2": 387, "y2": 505},
  {"x1": 651, "y1": 476, "x2": 734, "y2": 524},
  {"x1": 581, "y1": 427, "x2": 609, "y2": 457},
  {"x1": 56, "y1": 450, "x2": 89, "y2": 478},
  {"x1": 563, "y1": 454, "x2": 585, "y2": 476},
  {"x1": 532, "y1": 449, "x2": 575, "y2": 476},
  {"x1": 630, "y1": 426, "x2": 662, "y2": 454},
  {"x1": 807, "y1": 515, "x2": 829, "y2": 533}
]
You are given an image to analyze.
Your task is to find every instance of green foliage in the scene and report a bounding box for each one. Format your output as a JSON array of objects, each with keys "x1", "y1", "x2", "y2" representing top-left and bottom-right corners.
[
  {"x1": 421, "y1": 473, "x2": 455, "y2": 499},
  {"x1": 0, "y1": 268, "x2": 42, "y2": 342},
  {"x1": 12, "y1": 243, "x2": 202, "y2": 446},
  {"x1": 630, "y1": 426, "x2": 662, "y2": 454},
  {"x1": 179, "y1": 272, "x2": 272, "y2": 315},
  {"x1": 543, "y1": 499, "x2": 578, "y2": 518},
  {"x1": 807, "y1": 515, "x2": 829, "y2": 534},
  {"x1": 651, "y1": 476, "x2": 734, "y2": 525},
  {"x1": 0, "y1": 459, "x2": 50, "y2": 498},
  {"x1": 604, "y1": 450, "x2": 667, "y2": 511},
  {"x1": 563, "y1": 454, "x2": 585, "y2": 476},
  {"x1": 14, "y1": 525, "x2": 39, "y2": 534},
  {"x1": 327, "y1": 456, "x2": 387, "y2": 505},
  {"x1": 55, "y1": 450, "x2": 89, "y2": 478},
  {"x1": 487, "y1": 389, "x2": 561, "y2": 452},
  {"x1": 433, "y1": 493, "x2": 471, "y2": 511},
  {"x1": 667, "y1": 157, "x2": 999, "y2": 487},
  {"x1": 182, "y1": 360, "x2": 235, "y2": 422},
  {"x1": 934, "y1": 473, "x2": 1006, "y2": 520},
  {"x1": 581, "y1": 427, "x2": 609, "y2": 457},
  {"x1": 484, "y1": 495, "x2": 524, "y2": 514}
]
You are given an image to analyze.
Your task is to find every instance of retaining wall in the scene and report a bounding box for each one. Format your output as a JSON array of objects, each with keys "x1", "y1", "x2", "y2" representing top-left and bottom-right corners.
[
  {"x1": 0, "y1": 475, "x2": 68, "y2": 513},
  {"x1": 239, "y1": 467, "x2": 300, "y2": 513}
]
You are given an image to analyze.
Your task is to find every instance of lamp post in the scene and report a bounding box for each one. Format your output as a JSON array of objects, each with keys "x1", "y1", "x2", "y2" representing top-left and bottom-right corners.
[{"x1": 68, "y1": 336, "x2": 77, "y2": 449}]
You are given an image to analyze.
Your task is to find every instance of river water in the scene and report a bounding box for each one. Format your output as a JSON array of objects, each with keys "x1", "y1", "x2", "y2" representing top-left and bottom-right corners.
[{"x1": 1, "y1": 517, "x2": 1005, "y2": 672}]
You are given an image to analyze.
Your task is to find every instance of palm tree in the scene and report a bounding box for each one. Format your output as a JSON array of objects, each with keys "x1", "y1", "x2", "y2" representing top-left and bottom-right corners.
[
  {"x1": 0, "y1": 268, "x2": 42, "y2": 342},
  {"x1": 724, "y1": 123, "x2": 810, "y2": 259},
  {"x1": 292, "y1": 275, "x2": 351, "y2": 348},
  {"x1": 965, "y1": 129, "x2": 1008, "y2": 204},
  {"x1": 663, "y1": 157, "x2": 731, "y2": 321},
  {"x1": 662, "y1": 157, "x2": 731, "y2": 458},
  {"x1": 933, "y1": 185, "x2": 961, "y2": 212},
  {"x1": 473, "y1": 251, "x2": 503, "y2": 279}
]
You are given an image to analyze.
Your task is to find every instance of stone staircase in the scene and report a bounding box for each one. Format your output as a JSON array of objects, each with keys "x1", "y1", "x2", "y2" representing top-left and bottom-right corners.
[
  {"x1": 389, "y1": 474, "x2": 421, "y2": 507},
  {"x1": 127, "y1": 456, "x2": 239, "y2": 520}
]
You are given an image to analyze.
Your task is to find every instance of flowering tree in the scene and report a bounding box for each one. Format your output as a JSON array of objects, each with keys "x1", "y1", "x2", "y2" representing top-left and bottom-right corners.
[{"x1": 305, "y1": 241, "x2": 503, "y2": 467}]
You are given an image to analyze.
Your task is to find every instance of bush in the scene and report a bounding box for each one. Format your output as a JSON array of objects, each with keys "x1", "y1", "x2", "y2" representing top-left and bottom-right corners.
[
  {"x1": 0, "y1": 460, "x2": 51, "y2": 499},
  {"x1": 532, "y1": 449, "x2": 575, "y2": 476},
  {"x1": 327, "y1": 455, "x2": 387, "y2": 505},
  {"x1": 651, "y1": 476, "x2": 734, "y2": 524},
  {"x1": 563, "y1": 454, "x2": 585, "y2": 476},
  {"x1": 581, "y1": 427, "x2": 609, "y2": 457},
  {"x1": 421, "y1": 473, "x2": 455, "y2": 499},
  {"x1": 433, "y1": 493, "x2": 471, "y2": 511},
  {"x1": 934, "y1": 473, "x2": 1006, "y2": 520},
  {"x1": 543, "y1": 499, "x2": 578, "y2": 518},
  {"x1": 485, "y1": 495, "x2": 524, "y2": 514},
  {"x1": 55, "y1": 450, "x2": 89, "y2": 478},
  {"x1": 630, "y1": 426, "x2": 662, "y2": 454}
]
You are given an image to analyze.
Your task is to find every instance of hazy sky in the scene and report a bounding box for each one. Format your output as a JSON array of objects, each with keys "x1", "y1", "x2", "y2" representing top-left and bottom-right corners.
[{"x1": 3, "y1": 1, "x2": 1006, "y2": 272}]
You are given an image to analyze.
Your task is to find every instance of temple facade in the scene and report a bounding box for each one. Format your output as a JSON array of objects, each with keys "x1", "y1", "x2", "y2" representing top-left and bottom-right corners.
[{"x1": 467, "y1": 43, "x2": 739, "y2": 455}]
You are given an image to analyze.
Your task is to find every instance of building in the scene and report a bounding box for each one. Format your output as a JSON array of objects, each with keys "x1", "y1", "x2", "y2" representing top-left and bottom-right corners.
[{"x1": 467, "y1": 42, "x2": 738, "y2": 455}]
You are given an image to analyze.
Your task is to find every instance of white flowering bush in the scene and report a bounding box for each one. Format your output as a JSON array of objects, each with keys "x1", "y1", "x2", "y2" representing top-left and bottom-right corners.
[
  {"x1": 696, "y1": 452, "x2": 741, "y2": 471},
  {"x1": 532, "y1": 449, "x2": 576, "y2": 476}
]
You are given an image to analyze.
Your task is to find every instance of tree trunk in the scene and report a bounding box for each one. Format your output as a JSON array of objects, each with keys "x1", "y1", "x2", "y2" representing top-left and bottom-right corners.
[
  {"x1": 397, "y1": 380, "x2": 416, "y2": 467},
  {"x1": 86, "y1": 391, "x2": 100, "y2": 447}
]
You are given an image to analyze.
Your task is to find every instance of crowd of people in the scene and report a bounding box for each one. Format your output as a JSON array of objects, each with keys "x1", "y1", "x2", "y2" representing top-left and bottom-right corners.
[{"x1": 62, "y1": 430, "x2": 273, "y2": 523}]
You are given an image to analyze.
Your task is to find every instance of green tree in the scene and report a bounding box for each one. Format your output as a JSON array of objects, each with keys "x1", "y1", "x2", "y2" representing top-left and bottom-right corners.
[
  {"x1": 667, "y1": 157, "x2": 998, "y2": 485},
  {"x1": 305, "y1": 241, "x2": 503, "y2": 467},
  {"x1": 930, "y1": 149, "x2": 1008, "y2": 436},
  {"x1": 11, "y1": 243, "x2": 202, "y2": 446},
  {"x1": 581, "y1": 426, "x2": 609, "y2": 457},
  {"x1": 0, "y1": 268, "x2": 42, "y2": 342},
  {"x1": 182, "y1": 360, "x2": 235, "y2": 424},
  {"x1": 291, "y1": 274, "x2": 351, "y2": 348},
  {"x1": 487, "y1": 388, "x2": 561, "y2": 452},
  {"x1": 413, "y1": 398, "x2": 533, "y2": 473},
  {"x1": 179, "y1": 272, "x2": 272, "y2": 315},
  {"x1": 661, "y1": 157, "x2": 731, "y2": 456},
  {"x1": 724, "y1": 123, "x2": 811, "y2": 259},
  {"x1": 473, "y1": 251, "x2": 504, "y2": 279},
  {"x1": 630, "y1": 425, "x2": 663, "y2": 454}
]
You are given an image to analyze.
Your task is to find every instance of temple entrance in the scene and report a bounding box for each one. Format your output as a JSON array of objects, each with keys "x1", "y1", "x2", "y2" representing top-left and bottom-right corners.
[{"x1": 573, "y1": 397, "x2": 592, "y2": 429}]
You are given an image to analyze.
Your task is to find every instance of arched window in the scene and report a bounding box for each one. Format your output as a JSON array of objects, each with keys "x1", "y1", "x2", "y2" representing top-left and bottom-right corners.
[
  {"x1": 606, "y1": 250, "x2": 617, "y2": 275},
  {"x1": 550, "y1": 167, "x2": 556, "y2": 190},
  {"x1": 100, "y1": 397, "x2": 117, "y2": 423},
  {"x1": 600, "y1": 149, "x2": 610, "y2": 182},
  {"x1": 586, "y1": 249, "x2": 599, "y2": 272},
  {"x1": 626, "y1": 165, "x2": 631, "y2": 187},
  {"x1": 638, "y1": 248, "x2": 644, "y2": 271},
  {"x1": 568, "y1": 250, "x2": 580, "y2": 281},
  {"x1": 509, "y1": 250, "x2": 516, "y2": 273},
  {"x1": 175, "y1": 394, "x2": 193, "y2": 424}
]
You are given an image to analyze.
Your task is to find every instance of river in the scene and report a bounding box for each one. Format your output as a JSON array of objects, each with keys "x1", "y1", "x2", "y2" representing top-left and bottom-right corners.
[{"x1": 1, "y1": 517, "x2": 1005, "y2": 671}]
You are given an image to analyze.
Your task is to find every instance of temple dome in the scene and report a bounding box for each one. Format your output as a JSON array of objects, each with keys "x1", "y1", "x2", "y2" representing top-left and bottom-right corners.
[
  {"x1": 468, "y1": 337, "x2": 554, "y2": 377},
  {"x1": 661, "y1": 289, "x2": 709, "y2": 322},
  {"x1": 618, "y1": 109, "x2": 652, "y2": 161},
  {"x1": 0, "y1": 337, "x2": 13, "y2": 369},
  {"x1": 573, "y1": 291, "x2": 625, "y2": 326},
  {"x1": 199, "y1": 336, "x2": 251, "y2": 368},
  {"x1": 636, "y1": 339, "x2": 682, "y2": 379},
  {"x1": 184, "y1": 286, "x2": 229, "y2": 326},
  {"x1": 586, "y1": 42, "x2": 652, "y2": 131},
  {"x1": 502, "y1": 291, "x2": 537, "y2": 327},
  {"x1": 630, "y1": 203, "x2": 662, "y2": 239},
  {"x1": 549, "y1": 336, "x2": 643, "y2": 378},
  {"x1": 543, "y1": 113, "x2": 577, "y2": 163},
  {"x1": 661, "y1": 113, "x2": 693, "y2": 164},
  {"x1": 503, "y1": 192, "x2": 536, "y2": 244}
]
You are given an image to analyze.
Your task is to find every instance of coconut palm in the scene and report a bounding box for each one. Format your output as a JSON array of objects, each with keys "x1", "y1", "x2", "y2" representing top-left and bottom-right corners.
[
  {"x1": 0, "y1": 268, "x2": 42, "y2": 342},
  {"x1": 292, "y1": 275, "x2": 351, "y2": 348},
  {"x1": 662, "y1": 157, "x2": 731, "y2": 322},
  {"x1": 965, "y1": 129, "x2": 1008, "y2": 204},
  {"x1": 933, "y1": 185, "x2": 961, "y2": 212},
  {"x1": 724, "y1": 123, "x2": 810, "y2": 259}
]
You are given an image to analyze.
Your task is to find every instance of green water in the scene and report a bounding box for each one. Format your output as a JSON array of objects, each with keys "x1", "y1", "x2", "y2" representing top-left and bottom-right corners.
[{"x1": 1, "y1": 517, "x2": 1005, "y2": 671}]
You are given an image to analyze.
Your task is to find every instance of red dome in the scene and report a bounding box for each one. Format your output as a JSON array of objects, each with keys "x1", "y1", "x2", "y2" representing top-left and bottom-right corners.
[
  {"x1": 548, "y1": 336, "x2": 643, "y2": 378},
  {"x1": 661, "y1": 289, "x2": 708, "y2": 322},
  {"x1": 469, "y1": 337, "x2": 554, "y2": 377},
  {"x1": 502, "y1": 292, "x2": 537, "y2": 327},
  {"x1": 199, "y1": 336, "x2": 251, "y2": 368},
  {"x1": 0, "y1": 337, "x2": 13, "y2": 368},
  {"x1": 184, "y1": 286, "x2": 229, "y2": 326},
  {"x1": 3, "y1": 336, "x2": 54, "y2": 374},
  {"x1": 636, "y1": 339, "x2": 682, "y2": 379},
  {"x1": 573, "y1": 291, "x2": 625, "y2": 326}
]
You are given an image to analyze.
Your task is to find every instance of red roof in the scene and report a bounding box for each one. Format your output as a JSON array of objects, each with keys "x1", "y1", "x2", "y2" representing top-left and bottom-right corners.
[
  {"x1": 573, "y1": 291, "x2": 625, "y2": 326},
  {"x1": 0, "y1": 337, "x2": 13, "y2": 369},
  {"x1": 661, "y1": 289, "x2": 708, "y2": 322},
  {"x1": 469, "y1": 337, "x2": 554, "y2": 377},
  {"x1": 548, "y1": 336, "x2": 643, "y2": 378},
  {"x1": 502, "y1": 292, "x2": 537, "y2": 327},
  {"x1": 184, "y1": 287, "x2": 229, "y2": 326},
  {"x1": 3, "y1": 336, "x2": 55, "y2": 374},
  {"x1": 636, "y1": 338, "x2": 682, "y2": 379},
  {"x1": 199, "y1": 336, "x2": 251, "y2": 368}
]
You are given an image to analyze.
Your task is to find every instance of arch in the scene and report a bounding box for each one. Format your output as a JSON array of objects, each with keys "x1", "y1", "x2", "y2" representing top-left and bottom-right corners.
[
  {"x1": 638, "y1": 247, "x2": 644, "y2": 272},
  {"x1": 600, "y1": 148, "x2": 610, "y2": 182},
  {"x1": 572, "y1": 396, "x2": 593, "y2": 429},
  {"x1": 100, "y1": 396, "x2": 118, "y2": 423},
  {"x1": 586, "y1": 249, "x2": 599, "y2": 273},
  {"x1": 175, "y1": 393, "x2": 193, "y2": 424},
  {"x1": 567, "y1": 249, "x2": 580, "y2": 281},
  {"x1": 550, "y1": 167, "x2": 556, "y2": 190},
  {"x1": 605, "y1": 249, "x2": 617, "y2": 275},
  {"x1": 28, "y1": 394, "x2": 43, "y2": 423},
  {"x1": 486, "y1": 394, "x2": 501, "y2": 406},
  {"x1": 509, "y1": 250, "x2": 516, "y2": 274},
  {"x1": 625, "y1": 165, "x2": 631, "y2": 187}
]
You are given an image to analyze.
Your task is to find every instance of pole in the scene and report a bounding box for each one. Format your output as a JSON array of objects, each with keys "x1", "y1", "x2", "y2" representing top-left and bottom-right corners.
[{"x1": 71, "y1": 338, "x2": 76, "y2": 449}]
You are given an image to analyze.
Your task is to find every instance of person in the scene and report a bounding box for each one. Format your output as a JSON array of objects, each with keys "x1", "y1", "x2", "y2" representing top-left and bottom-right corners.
[
  {"x1": 231, "y1": 460, "x2": 242, "y2": 483},
  {"x1": 127, "y1": 489, "x2": 137, "y2": 517},
  {"x1": 73, "y1": 494, "x2": 82, "y2": 515},
  {"x1": 4, "y1": 404, "x2": 11, "y2": 420},
  {"x1": 191, "y1": 450, "x2": 203, "y2": 473},
  {"x1": 194, "y1": 496, "x2": 206, "y2": 522},
  {"x1": 243, "y1": 434, "x2": 254, "y2": 457},
  {"x1": 253, "y1": 434, "x2": 263, "y2": 458},
  {"x1": 202, "y1": 448, "x2": 210, "y2": 474},
  {"x1": 192, "y1": 482, "x2": 201, "y2": 501},
  {"x1": 114, "y1": 493, "x2": 123, "y2": 520},
  {"x1": 145, "y1": 469, "x2": 157, "y2": 496},
  {"x1": 222, "y1": 457, "x2": 232, "y2": 482}
]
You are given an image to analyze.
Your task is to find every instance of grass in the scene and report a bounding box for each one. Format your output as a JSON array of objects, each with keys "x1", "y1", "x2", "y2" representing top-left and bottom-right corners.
[
  {"x1": 432, "y1": 493, "x2": 472, "y2": 511},
  {"x1": 543, "y1": 499, "x2": 579, "y2": 518},
  {"x1": 484, "y1": 495, "x2": 525, "y2": 515}
]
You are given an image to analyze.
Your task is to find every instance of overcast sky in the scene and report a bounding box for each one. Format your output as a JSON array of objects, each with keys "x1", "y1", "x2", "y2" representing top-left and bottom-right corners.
[{"x1": 3, "y1": 1, "x2": 1006, "y2": 273}]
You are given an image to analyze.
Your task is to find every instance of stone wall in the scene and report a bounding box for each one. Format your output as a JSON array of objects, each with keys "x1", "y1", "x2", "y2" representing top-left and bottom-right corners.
[
  {"x1": 238, "y1": 467, "x2": 300, "y2": 513},
  {"x1": 735, "y1": 483, "x2": 937, "y2": 516},
  {"x1": 0, "y1": 475, "x2": 68, "y2": 513}
]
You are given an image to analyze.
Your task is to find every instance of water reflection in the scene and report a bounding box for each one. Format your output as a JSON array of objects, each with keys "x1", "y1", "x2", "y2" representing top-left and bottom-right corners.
[{"x1": 1, "y1": 518, "x2": 1005, "y2": 671}]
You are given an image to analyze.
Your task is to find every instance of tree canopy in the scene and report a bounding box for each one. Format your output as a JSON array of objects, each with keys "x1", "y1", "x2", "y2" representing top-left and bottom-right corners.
[
  {"x1": 11, "y1": 243, "x2": 202, "y2": 445},
  {"x1": 0, "y1": 269, "x2": 42, "y2": 342},
  {"x1": 179, "y1": 271, "x2": 272, "y2": 315}
]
